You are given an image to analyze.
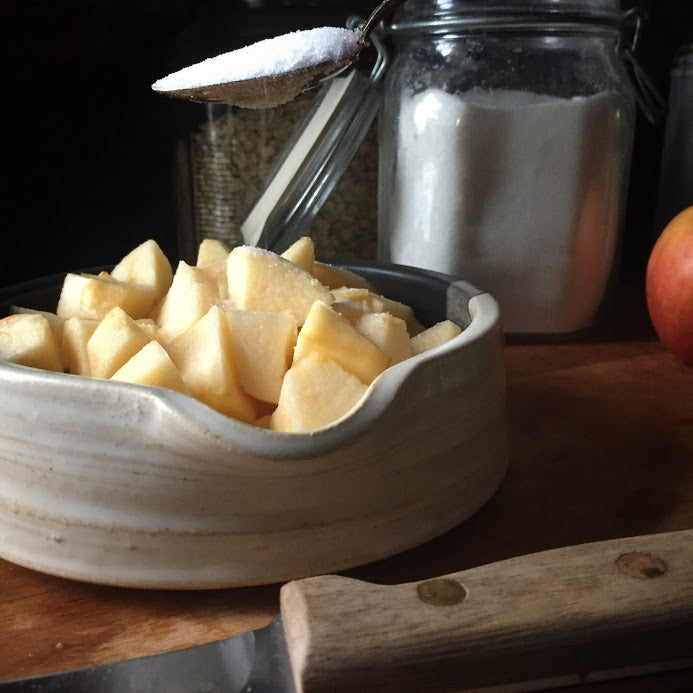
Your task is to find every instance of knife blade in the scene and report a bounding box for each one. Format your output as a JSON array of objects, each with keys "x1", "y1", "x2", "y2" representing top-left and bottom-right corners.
[
  {"x1": 0, "y1": 616, "x2": 294, "y2": 693},
  {"x1": 2, "y1": 529, "x2": 692, "y2": 693}
]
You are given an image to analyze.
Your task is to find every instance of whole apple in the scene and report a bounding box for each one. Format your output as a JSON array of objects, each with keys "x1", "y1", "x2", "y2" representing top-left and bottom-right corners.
[{"x1": 646, "y1": 205, "x2": 693, "y2": 365}]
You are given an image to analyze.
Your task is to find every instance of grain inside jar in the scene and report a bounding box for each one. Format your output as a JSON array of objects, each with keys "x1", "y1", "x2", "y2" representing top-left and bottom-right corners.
[{"x1": 176, "y1": 94, "x2": 378, "y2": 262}]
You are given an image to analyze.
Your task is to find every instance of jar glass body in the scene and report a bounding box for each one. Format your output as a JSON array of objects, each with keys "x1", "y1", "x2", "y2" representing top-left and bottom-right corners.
[
  {"x1": 655, "y1": 45, "x2": 693, "y2": 230},
  {"x1": 173, "y1": 0, "x2": 378, "y2": 263},
  {"x1": 378, "y1": 6, "x2": 637, "y2": 335}
]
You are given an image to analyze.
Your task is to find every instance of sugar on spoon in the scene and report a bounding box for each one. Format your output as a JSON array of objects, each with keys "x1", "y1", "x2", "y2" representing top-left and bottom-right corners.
[{"x1": 151, "y1": 0, "x2": 404, "y2": 109}]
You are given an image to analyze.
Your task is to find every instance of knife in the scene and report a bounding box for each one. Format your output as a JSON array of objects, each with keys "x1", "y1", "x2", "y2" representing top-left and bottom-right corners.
[{"x1": 2, "y1": 529, "x2": 692, "y2": 692}]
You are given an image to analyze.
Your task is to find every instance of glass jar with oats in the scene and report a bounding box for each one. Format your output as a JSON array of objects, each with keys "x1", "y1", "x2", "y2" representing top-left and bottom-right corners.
[{"x1": 172, "y1": 0, "x2": 379, "y2": 264}]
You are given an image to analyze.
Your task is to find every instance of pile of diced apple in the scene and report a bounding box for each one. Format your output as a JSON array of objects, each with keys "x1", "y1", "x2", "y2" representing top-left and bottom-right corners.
[{"x1": 0, "y1": 237, "x2": 463, "y2": 432}]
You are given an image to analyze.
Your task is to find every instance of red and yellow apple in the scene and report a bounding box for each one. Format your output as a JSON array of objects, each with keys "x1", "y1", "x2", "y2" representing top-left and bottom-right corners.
[{"x1": 646, "y1": 206, "x2": 693, "y2": 365}]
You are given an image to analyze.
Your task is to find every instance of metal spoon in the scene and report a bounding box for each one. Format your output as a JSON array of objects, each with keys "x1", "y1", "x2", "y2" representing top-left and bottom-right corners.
[{"x1": 152, "y1": 0, "x2": 405, "y2": 109}]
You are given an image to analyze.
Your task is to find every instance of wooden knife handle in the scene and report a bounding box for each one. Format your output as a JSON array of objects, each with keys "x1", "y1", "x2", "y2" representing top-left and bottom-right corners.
[{"x1": 280, "y1": 530, "x2": 693, "y2": 692}]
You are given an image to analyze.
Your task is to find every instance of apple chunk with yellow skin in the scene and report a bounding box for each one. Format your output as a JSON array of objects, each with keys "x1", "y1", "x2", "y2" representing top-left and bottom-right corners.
[
  {"x1": 111, "y1": 239, "x2": 173, "y2": 308},
  {"x1": 57, "y1": 272, "x2": 154, "y2": 321},
  {"x1": 166, "y1": 306, "x2": 256, "y2": 423},
  {"x1": 410, "y1": 320, "x2": 462, "y2": 356},
  {"x1": 270, "y1": 355, "x2": 367, "y2": 433},
  {"x1": 227, "y1": 246, "x2": 332, "y2": 325},
  {"x1": 155, "y1": 261, "x2": 220, "y2": 343},
  {"x1": 87, "y1": 307, "x2": 152, "y2": 379},
  {"x1": 225, "y1": 309, "x2": 297, "y2": 405},
  {"x1": 62, "y1": 317, "x2": 99, "y2": 376},
  {"x1": 294, "y1": 301, "x2": 391, "y2": 385},
  {"x1": 0, "y1": 313, "x2": 63, "y2": 372},
  {"x1": 111, "y1": 341, "x2": 188, "y2": 394}
]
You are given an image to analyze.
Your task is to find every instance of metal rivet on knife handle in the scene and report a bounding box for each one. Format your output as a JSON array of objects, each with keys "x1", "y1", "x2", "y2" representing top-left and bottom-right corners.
[
  {"x1": 416, "y1": 578, "x2": 467, "y2": 606},
  {"x1": 617, "y1": 551, "x2": 668, "y2": 579}
]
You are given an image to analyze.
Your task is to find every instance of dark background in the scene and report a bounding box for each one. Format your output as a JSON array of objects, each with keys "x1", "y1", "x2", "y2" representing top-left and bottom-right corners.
[{"x1": 1, "y1": 0, "x2": 691, "y2": 289}]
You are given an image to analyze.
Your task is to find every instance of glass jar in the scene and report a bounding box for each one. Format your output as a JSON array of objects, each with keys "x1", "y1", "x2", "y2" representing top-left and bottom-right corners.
[
  {"x1": 172, "y1": 0, "x2": 379, "y2": 264},
  {"x1": 656, "y1": 44, "x2": 693, "y2": 230},
  {"x1": 377, "y1": 0, "x2": 638, "y2": 336}
]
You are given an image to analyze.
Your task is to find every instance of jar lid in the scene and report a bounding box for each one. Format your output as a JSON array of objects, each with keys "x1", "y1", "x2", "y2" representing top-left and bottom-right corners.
[{"x1": 390, "y1": 0, "x2": 624, "y2": 34}]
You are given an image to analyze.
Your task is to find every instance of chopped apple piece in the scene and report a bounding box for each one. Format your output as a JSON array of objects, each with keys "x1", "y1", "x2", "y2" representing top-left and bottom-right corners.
[
  {"x1": 87, "y1": 307, "x2": 151, "y2": 379},
  {"x1": 294, "y1": 301, "x2": 390, "y2": 385},
  {"x1": 111, "y1": 341, "x2": 188, "y2": 394},
  {"x1": 356, "y1": 312, "x2": 413, "y2": 365},
  {"x1": 0, "y1": 313, "x2": 63, "y2": 372},
  {"x1": 62, "y1": 317, "x2": 99, "y2": 376},
  {"x1": 155, "y1": 261, "x2": 219, "y2": 342},
  {"x1": 312, "y1": 261, "x2": 378, "y2": 292},
  {"x1": 331, "y1": 287, "x2": 424, "y2": 335},
  {"x1": 198, "y1": 264, "x2": 229, "y2": 302},
  {"x1": 225, "y1": 309, "x2": 297, "y2": 404},
  {"x1": 375, "y1": 295, "x2": 425, "y2": 335},
  {"x1": 10, "y1": 306, "x2": 64, "y2": 340},
  {"x1": 331, "y1": 300, "x2": 368, "y2": 326},
  {"x1": 11, "y1": 306, "x2": 67, "y2": 368},
  {"x1": 410, "y1": 320, "x2": 463, "y2": 356},
  {"x1": 254, "y1": 414, "x2": 273, "y2": 429},
  {"x1": 56, "y1": 272, "x2": 154, "y2": 321},
  {"x1": 196, "y1": 239, "x2": 230, "y2": 300},
  {"x1": 330, "y1": 287, "x2": 370, "y2": 303},
  {"x1": 226, "y1": 246, "x2": 332, "y2": 325},
  {"x1": 7, "y1": 236, "x2": 439, "y2": 432},
  {"x1": 166, "y1": 306, "x2": 256, "y2": 423},
  {"x1": 281, "y1": 237, "x2": 315, "y2": 273},
  {"x1": 111, "y1": 239, "x2": 173, "y2": 307},
  {"x1": 196, "y1": 238, "x2": 229, "y2": 268},
  {"x1": 270, "y1": 355, "x2": 367, "y2": 432},
  {"x1": 135, "y1": 319, "x2": 159, "y2": 340}
]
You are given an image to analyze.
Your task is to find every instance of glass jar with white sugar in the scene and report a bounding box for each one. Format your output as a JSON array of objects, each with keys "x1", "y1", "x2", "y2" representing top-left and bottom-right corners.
[{"x1": 378, "y1": 0, "x2": 641, "y2": 336}]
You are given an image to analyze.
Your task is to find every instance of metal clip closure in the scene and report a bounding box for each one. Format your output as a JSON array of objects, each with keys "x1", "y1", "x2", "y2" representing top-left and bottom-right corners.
[{"x1": 619, "y1": 7, "x2": 666, "y2": 124}]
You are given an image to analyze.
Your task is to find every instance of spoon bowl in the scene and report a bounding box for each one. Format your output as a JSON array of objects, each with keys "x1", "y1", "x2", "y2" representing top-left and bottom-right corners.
[
  {"x1": 162, "y1": 56, "x2": 358, "y2": 109},
  {"x1": 153, "y1": 0, "x2": 404, "y2": 108}
]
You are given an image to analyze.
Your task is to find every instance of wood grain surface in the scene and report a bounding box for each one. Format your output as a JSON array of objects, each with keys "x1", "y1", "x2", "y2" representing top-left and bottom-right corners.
[
  {"x1": 280, "y1": 530, "x2": 693, "y2": 692},
  {"x1": 1, "y1": 289, "x2": 692, "y2": 689}
]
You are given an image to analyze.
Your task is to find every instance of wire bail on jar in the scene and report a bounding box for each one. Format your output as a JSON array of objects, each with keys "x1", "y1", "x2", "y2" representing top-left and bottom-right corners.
[{"x1": 618, "y1": 7, "x2": 666, "y2": 124}]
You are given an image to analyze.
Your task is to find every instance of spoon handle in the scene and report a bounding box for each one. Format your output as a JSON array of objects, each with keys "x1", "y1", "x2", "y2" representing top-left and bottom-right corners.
[{"x1": 361, "y1": 0, "x2": 407, "y2": 39}]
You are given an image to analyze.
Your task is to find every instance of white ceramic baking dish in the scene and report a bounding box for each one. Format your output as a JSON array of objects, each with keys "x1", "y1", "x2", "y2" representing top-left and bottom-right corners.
[{"x1": 0, "y1": 260, "x2": 507, "y2": 588}]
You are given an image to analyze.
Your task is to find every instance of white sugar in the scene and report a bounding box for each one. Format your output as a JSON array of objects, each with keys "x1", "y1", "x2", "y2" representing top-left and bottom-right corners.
[
  {"x1": 152, "y1": 27, "x2": 360, "y2": 91},
  {"x1": 382, "y1": 87, "x2": 627, "y2": 334}
]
